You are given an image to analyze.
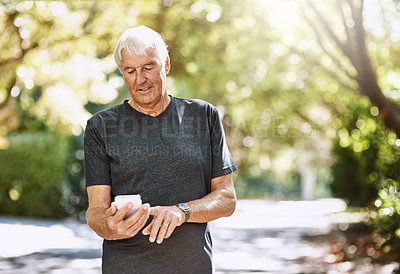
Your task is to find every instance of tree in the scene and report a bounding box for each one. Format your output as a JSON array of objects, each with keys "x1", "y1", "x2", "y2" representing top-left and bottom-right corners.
[
  {"x1": 299, "y1": 0, "x2": 400, "y2": 137},
  {"x1": 1, "y1": 0, "x2": 399, "y2": 204}
]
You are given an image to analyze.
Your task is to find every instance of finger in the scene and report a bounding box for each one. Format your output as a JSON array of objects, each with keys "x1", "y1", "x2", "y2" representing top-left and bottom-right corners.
[
  {"x1": 165, "y1": 217, "x2": 179, "y2": 239},
  {"x1": 125, "y1": 203, "x2": 150, "y2": 220},
  {"x1": 142, "y1": 214, "x2": 155, "y2": 236},
  {"x1": 156, "y1": 220, "x2": 170, "y2": 244},
  {"x1": 137, "y1": 205, "x2": 151, "y2": 227},
  {"x1": 128, "y1": 206, "x2": 151, "y2": 236},
  {"x1": 142, "y1": 222, "x2": 152, "y2": 235},
  {"x1": 149, "y1": 213, "x2": 165, "y2": 243},
  {"x1": 106, "y1": 203, "x2": 118, "y2": 218},
  {"x1": 124, "y1": 204, "x2": 150, "y2": 228},
  {"x1": 114, "y1": 202, "x2": 133, "y2": 221},
  {"x1": 148, "y1": 206, "x2": 159, "y2": 216},
  {"x1": 142, "y1": 206, "x2": 159, "y2": 236}
]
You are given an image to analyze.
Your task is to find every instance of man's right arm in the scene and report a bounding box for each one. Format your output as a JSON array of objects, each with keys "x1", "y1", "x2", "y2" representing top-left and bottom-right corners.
[{"x1": 86, "y1": 185, "x2": 150, "y2": 240}]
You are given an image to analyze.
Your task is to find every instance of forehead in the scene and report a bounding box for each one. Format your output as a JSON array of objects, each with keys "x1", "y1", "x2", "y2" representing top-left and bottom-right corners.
[{"x1": 121, "y1": 47, "x2": 161, "y2": 68}]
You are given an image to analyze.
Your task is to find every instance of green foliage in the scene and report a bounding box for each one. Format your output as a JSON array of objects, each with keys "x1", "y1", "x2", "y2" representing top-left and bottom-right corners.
[
  {"x1": 235, "y1": 172, "x2": 301, "y2": 200},
  {"x1": 331, "y1": 143, "x2": 378, "y2": 206},
  {"x1": 369, "y1": 179, "x2": 400, "y2": 262},
  {"x1": 1, "y1": 0, "x2": 400, "y2": 211},
  {"x1": 331, "y1": 98, "x2": 400, "y2": 206},
  {"x1": 60, "y1": 134, "x2": 87, "y2": 221},
  {"x1": 0, "y1": 132, "x2": 68, "y2": 218}
]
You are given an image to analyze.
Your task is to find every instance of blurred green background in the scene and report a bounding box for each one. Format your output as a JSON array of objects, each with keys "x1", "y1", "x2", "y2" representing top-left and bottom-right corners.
[{"x1": 0, "y1": 0, "x2": 400, "y2": 261}]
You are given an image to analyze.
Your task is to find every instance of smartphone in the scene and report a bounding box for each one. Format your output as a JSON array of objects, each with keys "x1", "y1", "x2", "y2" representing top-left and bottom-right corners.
[{"x1": 113, "y1": 194, "x2": 142, "y2": 219}]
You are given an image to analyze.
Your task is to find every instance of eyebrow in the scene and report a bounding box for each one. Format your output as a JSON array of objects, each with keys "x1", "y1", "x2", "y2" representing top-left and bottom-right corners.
[{"x1": 123, "y1": 61, "x2": 156, "y2": 71}]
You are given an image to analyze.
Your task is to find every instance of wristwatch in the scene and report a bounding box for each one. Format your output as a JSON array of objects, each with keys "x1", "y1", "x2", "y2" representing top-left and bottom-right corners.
[{"x1": 176, "y1": 203, "x2": 190, "y2": 223}]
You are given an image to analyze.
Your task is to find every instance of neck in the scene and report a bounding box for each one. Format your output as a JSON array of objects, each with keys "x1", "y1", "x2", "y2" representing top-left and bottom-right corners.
[{"x1": 128, "y1": 94, "x2": 171, "y2": 117}]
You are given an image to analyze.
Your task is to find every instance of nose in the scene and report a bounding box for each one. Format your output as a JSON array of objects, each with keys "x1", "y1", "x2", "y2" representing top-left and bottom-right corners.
[{"x1": 137, "y1": 69, "x2": 146, "y2": 84}]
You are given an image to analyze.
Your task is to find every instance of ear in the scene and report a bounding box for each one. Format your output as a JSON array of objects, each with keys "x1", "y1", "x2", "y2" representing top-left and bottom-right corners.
[{"x1": 165, "y1": 56, "x2": 170, "y2": 75}]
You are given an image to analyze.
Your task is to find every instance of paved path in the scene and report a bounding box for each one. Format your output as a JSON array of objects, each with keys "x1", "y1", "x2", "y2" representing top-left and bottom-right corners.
[
  {"x1": 213, "y1": 199, "x2": 349, "y2": 273},
  {"x1": 0, "y1": 199, "x2": 397, "y2": 273}
]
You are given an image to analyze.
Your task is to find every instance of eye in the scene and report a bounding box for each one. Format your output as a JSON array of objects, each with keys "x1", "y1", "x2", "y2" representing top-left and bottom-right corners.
[
  {"x1": 127, "y1": 70, "x2": 135, "y2": 74},
  {"x1": 144, "y1": 67, "x2": 153, "y2": 71}
]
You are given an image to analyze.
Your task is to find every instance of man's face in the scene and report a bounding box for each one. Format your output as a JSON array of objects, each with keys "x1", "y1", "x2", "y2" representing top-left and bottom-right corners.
[{"x1": 120, "y1": 47, "x2": 168, "y2": 108}]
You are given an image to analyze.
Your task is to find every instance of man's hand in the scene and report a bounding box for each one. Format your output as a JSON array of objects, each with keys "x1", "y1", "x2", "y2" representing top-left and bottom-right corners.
[
  {"x1": 104, "y1": 202, "x2": 150, "y2": 240},
  {"x1": 142, "y1": 206, "x2": 185, "y2": 244}
]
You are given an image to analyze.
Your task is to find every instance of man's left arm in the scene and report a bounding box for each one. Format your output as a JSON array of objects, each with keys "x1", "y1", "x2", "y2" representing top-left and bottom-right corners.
[
  {"x1": 142, "y1": 173, "x2": 236, "y2": 244},
  {"x1": 185, "y1": 173, "x2": 236, "y2": 222}
]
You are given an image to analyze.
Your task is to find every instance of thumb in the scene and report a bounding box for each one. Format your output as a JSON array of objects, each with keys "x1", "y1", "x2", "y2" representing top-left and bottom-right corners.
[{"x1": 106, "y1": 203, "x2": 118, "y2": 217}]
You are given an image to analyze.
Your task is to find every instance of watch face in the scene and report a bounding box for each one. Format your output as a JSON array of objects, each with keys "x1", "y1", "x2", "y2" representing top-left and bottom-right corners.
[
  {"x1": 178, "y1": 203, "x2": 190, "y2": 222},
  {"x1": 179, "y1": 203, "x2": 190, "y2": 211}
]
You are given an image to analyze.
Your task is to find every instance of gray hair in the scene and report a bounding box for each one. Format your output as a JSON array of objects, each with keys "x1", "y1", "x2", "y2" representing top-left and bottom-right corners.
[{"x1": 114, "y1": 26, "x2": 169, "y2": 71}]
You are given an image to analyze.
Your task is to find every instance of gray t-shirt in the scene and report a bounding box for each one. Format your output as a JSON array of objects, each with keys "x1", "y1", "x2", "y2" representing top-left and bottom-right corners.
[{"x1": 84, "y1": 96, "x2": 237, "y2": 273}]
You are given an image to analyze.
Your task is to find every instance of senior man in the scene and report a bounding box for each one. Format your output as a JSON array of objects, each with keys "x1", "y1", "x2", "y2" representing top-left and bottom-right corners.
[{"x1": 84, "y1": 25, "x2": 237, "y2": 273}]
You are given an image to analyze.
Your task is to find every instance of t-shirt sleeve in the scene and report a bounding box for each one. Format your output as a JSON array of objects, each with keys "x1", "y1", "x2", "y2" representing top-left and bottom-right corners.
[
  {"x1": 84, "y1": 118, "x2": 111, "y2": 187},
  {"x1": 209, "y1": 106, "x2": 237, "y2": 179}
]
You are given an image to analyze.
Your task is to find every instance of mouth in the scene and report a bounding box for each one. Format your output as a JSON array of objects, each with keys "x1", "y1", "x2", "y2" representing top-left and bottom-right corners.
[{"x1": 137, "y1": 87, "x2": 151, "y2": 92}]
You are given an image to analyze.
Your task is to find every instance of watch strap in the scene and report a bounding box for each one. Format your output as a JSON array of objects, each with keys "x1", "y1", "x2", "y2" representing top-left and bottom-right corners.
[{"x1": 176, "y1": 203, "x2": 190, "y2": 223}]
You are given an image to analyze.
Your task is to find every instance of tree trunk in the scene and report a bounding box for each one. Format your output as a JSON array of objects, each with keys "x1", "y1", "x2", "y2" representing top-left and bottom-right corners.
[{"x1": 303, "y1": 0, "x2": 400, "y2": 137}]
